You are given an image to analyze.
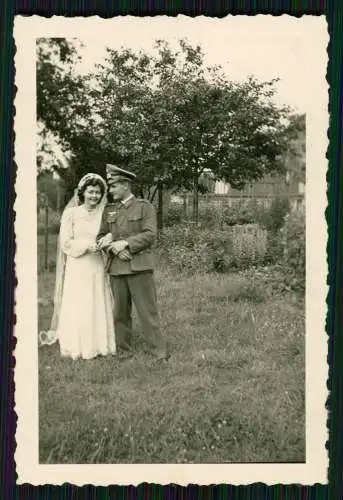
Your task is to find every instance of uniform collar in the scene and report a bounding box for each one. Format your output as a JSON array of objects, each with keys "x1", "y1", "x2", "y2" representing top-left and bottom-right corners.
[{"x1": 121, "y1": 194, "x2": 135, "y2": 208}]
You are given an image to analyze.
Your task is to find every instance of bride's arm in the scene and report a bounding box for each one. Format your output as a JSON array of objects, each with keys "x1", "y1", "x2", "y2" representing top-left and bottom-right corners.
[{"x1": 59, "y1": 208, "x2": 92, "y2": 258}]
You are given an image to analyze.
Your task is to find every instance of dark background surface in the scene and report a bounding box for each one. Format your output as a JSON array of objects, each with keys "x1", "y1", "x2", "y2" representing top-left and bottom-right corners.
[{"x1": 0, "y1": 0, "x2": 339, "y2": 498}]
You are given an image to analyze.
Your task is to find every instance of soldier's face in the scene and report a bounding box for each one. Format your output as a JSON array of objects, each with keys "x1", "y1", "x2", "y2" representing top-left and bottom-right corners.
[{"x1": 109, "y1": 182, "x2": 129, "y2": 201}]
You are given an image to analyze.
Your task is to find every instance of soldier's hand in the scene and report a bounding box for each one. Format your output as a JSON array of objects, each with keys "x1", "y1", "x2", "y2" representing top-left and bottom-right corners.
[
  {"x1": 117, "y1": 249, "x2": 132, "y2": 261},
  {"x1": 109, "y1": 240, "x2": 129, "y2": 255},
  {"x1": 98, "y1": 233, "x2": 113, "y2": 249}
]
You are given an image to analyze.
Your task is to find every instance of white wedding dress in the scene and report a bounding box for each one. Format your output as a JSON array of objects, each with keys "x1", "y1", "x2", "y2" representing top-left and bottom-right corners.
[{"x1": 56, "y1": 204, "x2": 116, "y2": 359}]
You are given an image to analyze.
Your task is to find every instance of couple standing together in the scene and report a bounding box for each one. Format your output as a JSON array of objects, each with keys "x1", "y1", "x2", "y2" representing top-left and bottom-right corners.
[{"x1": 43, "y1": 164, "x2": 169, "y2": 363}]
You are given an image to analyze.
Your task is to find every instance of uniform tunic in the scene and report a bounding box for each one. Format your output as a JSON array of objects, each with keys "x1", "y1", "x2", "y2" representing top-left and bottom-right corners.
[{"x1": 98, "y1": 196, "x2": 167, "y2": 355}]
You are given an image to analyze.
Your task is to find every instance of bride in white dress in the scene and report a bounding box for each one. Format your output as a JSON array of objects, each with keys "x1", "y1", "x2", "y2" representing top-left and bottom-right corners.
[{"x1": 40, "y1": 173, "x2": 116, "y2": 360}]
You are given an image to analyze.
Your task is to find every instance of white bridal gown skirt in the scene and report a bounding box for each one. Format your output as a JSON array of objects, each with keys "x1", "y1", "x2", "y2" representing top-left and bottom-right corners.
[{"x1": 57, "y1": 251, "x2": 116, "y2": 359}]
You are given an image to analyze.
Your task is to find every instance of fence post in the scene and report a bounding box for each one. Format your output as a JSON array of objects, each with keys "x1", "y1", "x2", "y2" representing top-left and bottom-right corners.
[
  {"x1": 156, "y1": 181, "x2": 163, "y2": 241},
  {"x1": 56, "y1": 180, "x2": 61, "y2": 214},
  {"x1": 44, "y1": 195, "x2": 49, "y2": 270},
  {"x1": 182, "y1": 192, "x2": 188, "y2": 218}
]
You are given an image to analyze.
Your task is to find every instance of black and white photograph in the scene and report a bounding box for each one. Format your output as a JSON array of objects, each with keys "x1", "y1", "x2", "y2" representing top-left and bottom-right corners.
[{"x1": 14, "y1": 15, "x2": 328, "y2": 485}]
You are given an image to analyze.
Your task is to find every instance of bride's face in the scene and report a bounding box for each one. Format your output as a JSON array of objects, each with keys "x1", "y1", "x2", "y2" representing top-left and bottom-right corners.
[{"x1": 83, "y1": 184, "x2": 102, "y2": 208}]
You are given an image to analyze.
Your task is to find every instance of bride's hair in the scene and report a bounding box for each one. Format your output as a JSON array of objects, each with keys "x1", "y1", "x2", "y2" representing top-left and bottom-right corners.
[{"x1": 77, "y1": 177, "x2": 106, "y2": 204}]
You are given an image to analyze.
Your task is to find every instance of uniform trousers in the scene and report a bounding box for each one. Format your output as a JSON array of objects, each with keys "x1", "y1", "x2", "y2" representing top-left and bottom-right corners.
[{"x1": 110, "y1": 271, "x2": 167, "y2": 355}]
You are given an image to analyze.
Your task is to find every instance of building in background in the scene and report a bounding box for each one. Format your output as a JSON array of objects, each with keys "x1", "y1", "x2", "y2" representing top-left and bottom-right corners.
[{"x1": 203, "y1": 113, "x2": 306, "y2": 209}]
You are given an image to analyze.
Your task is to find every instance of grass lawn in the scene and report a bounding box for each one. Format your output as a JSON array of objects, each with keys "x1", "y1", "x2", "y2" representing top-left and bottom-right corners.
[{"x1": 38, "y1": 235, "x2": 305, "y2": 464}]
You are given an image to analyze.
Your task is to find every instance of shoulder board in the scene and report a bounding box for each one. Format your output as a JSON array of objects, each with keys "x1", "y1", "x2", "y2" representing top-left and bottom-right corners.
[{"x1": 136, "y1": 198, "x2": 150, "y2": 203}]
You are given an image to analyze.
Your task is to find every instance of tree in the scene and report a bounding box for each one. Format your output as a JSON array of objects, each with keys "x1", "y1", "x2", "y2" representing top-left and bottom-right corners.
[
  {"x1": 37, "y1": 38, "x2": 85, "y2": 148},
  {"x1": 37, "y1": 37, "x2": 81, "y2": 186},
  {"x1": 37, "y1": 37, "x2": 122, "y2": 199},
  {"x1": 162, "y1": 74, "x2": 289, "y2": 221},
  {"x1": 88, "y1": 40, "x2": 289, "y2": 222},
  {"x1": 37, "y1": 37, "x2": 291, "y2": 224}
]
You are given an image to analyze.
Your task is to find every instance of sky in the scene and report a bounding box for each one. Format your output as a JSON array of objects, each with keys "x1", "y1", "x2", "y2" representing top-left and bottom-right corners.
[{"x1": 72, "y1": 15, "x2": 328, "y2": 114}]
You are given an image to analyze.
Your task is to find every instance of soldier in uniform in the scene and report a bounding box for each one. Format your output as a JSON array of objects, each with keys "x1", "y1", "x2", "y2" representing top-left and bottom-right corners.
[{"x1": 97, "y1": 164, "x2": 169, "y2": 362}]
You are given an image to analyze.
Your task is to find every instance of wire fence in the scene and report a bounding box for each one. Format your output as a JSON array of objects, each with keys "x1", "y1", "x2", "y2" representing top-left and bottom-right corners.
[{"x1": 172, "y1": 192, "x2": 305, "y2": 218}]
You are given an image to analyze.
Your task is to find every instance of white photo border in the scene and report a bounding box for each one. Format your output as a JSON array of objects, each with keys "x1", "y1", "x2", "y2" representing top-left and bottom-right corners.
[{"x1": 13, "y1": 14, "x2": 329, "y2": 486}]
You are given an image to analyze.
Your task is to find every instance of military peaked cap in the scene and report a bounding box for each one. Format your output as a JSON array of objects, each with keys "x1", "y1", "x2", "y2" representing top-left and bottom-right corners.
[{"x1": 106, "y1": 164, "x2": 136, "y2": 184}]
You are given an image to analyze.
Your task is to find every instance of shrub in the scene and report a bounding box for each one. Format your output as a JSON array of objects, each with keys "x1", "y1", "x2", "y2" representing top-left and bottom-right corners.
[
  {"x1": 164, "y1": 203, "x2": 225, "y2": 229},
  {"x1": 197, "y1": 205, "x2": 223, "y2": 229},
  {"x1": 158, "y1": 225, "x2": 202, "y2": 250},
  {"x1": 164, "y1": 204, "x2": 184, "y2": 227},
  {"x1": 259, "y1": 197, "x2": 291, "y2": 264},
  {"x1": 230, "y1": 224, "x2": 267, "y2": 269},
  {"x1": 280, "y1": 207, "x2": 305, "y2": 292},
  {"x1": 202, "y1": 229, "x2": 234, "y2": 272},
  {"x1": 161, "y1": 241, "x2": 212, "y2": 274},
  {"x1": 158, "y1": 224, "x2": 268, "y2": 273},
  {"x1": 263, "y1": 231, "x2": 284, "y2": 264},
  {"x1": 222, "y1": 199, "x2": 262, "y2": 226},
  {"x1": 158, "y1": 226, "x2": 232, "y2": 274},
  {"x1": 259, "y1": 197, "x2": 291, "y2": 233}
]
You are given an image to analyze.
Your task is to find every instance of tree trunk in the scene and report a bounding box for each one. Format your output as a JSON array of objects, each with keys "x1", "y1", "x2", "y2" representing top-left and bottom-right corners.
[
  {"x1": 192, "y1": 175, "x2": 199, "y2": 224},
  {"x1": 157, "y1": 181, "x2": 163, "y2": 238},
  {"x1": 150, "y1": 185, "x2": 158, "y2": 203}
]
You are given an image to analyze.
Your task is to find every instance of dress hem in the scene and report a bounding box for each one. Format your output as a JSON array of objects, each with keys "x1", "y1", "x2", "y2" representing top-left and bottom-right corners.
[{"x1": 60, "y1": 349, "x2": 116, "y2": 360}]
